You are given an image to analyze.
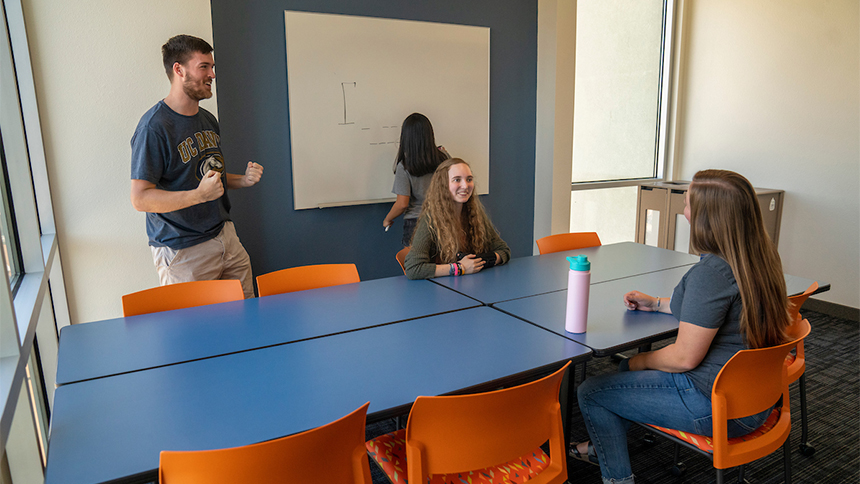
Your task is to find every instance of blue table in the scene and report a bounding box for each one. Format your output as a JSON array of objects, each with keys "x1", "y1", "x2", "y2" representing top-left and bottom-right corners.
[
  {"x1": 431, "y1": 242, "x2": 699, "y2": 304},
  {"x1": 495, "y1": 266, "x2": 691, "y2": 356},
  {"x1": 45, "y1": 307, "x2": 591, "y2": 484},
  {"x1": 56, "y1": 276, "x2": 479, "y2": 385},
  {"x1": 784, "y1": 274, "x2": 830, "y2": 297},
  {"x1": 495, "y1": 266, "x2": 829, "y2": 357}
]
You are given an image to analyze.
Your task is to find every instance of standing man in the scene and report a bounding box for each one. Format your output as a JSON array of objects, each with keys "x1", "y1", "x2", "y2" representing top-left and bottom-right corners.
[{"x1": 131, "y1": 35, "x2": 262, "y2": 299}]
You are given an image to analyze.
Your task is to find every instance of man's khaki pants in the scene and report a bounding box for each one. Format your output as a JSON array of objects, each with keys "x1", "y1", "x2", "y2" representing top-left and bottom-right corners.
[{"x1": 151, "y1": 221, "x2": 254, "y2": 298}]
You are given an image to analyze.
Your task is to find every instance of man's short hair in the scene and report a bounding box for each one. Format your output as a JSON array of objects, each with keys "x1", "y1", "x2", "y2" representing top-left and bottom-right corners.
[{"x1": 162, "y1": 35, "x2": 213, "y2": 80}]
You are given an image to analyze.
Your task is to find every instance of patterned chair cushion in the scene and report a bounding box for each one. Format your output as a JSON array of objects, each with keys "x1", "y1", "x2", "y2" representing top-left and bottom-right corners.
[
  {"x1": 366, "y1": 429, "x2": 550, "y2": 484},
  {"x1": 646, "y1": 407, "x2": 781, "y2": 454}
]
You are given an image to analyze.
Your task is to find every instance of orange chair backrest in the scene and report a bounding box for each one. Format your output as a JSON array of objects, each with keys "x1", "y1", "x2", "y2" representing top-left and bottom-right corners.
[
  {"x1": 710, "y1": 319, "x2": 811, "y2": 468},
  {"x1": 122, "y1": 280, "x2": 244, "y2": 317},
  {"x1": 395, "y1": 247, "x2": 410, "y2": 274},
  {"x1": 159, "y1": 402, "x2": 372, "y2": 484},
  {"x1": 256, "y1": 263, "x2": 360, "y2": 297},
  {"x1": 788, "y1": 282, "x2": 818, "y2": 322},
  {"x1": 785, "y1": 282, "x2": 817, "y2": 381},
  {"x1": 536, "y1": 232, "x2": 601, "y2": 255},
  {"x1": 405, "y1": 362, "x2": 569, "y2": 483}
]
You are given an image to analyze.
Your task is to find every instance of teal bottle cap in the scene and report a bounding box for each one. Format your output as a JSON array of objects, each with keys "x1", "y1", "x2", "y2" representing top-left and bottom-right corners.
[{"x1": 566, "y1": 255, "x2": 591, "y2": 271}]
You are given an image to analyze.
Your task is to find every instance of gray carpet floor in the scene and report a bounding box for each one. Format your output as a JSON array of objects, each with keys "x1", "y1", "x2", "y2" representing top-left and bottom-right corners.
[{"x1": 367, "y1": 309, "x2": 859, "y2": 484}]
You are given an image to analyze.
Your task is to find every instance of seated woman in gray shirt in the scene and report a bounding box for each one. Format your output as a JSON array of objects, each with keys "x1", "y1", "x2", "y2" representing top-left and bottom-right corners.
[
  {"x1": 404, "y1": 158, "x2": 510, "y2": 279},
  {"x1": 571, "y1": 169, "x2": 793, "y2": 484}
]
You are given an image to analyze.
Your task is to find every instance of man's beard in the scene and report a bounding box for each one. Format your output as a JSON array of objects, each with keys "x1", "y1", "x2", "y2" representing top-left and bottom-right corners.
[{"x1": 183, "y1": 79, "x2": 212, "y2": 101}]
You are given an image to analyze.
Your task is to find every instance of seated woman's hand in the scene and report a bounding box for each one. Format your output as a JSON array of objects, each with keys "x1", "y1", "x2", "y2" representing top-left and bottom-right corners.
[
  {"x1": 458, "y1": 254, "x2": 486, "y2": 274},
  {"x1": 623, "y1": 291, "x2": 658, "y2": 311}
]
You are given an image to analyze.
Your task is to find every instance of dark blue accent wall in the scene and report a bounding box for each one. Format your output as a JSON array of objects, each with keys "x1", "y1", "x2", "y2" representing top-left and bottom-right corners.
[{"x1": 210, "y1": 0, "x2": 537, "y2": 281}]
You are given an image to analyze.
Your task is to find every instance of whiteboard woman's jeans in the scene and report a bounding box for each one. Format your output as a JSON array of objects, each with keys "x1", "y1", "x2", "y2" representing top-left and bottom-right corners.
[
  {"x1": 577, "y1": 362, "x2": 771, "y2": 484},
  {"x1": 150, "y1": 221, "x2": 254, "y2": 299}
]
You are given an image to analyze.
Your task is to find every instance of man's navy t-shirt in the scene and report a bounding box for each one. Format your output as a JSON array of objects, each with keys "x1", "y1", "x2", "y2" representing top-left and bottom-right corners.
[{"x1": 131, "y1": 101, "x2": 231, "y2": 249}]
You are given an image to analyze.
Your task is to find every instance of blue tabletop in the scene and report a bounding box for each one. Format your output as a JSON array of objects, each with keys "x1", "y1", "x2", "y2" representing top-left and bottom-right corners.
[
  {"x1": 495, "y1": 266, "x2": 691, "y2": 356},
  {"x1": 56, "y1": 276, "x2": 480, "y2": 385},
  {"x1": 45, "y1": 307, "x2": 591, "y2": 484},
  {"x1": 496, "y1": 265, "x2": 829, "y2": 357},
  {"x1": 784, "y1": 273, "x2": 829, "y2": 297},
  {"x1": 431, "y1": 242, "x2": 699, "y2": 304}
]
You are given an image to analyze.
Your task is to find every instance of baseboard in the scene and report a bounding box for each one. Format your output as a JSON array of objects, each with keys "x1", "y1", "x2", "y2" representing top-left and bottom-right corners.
[{"x1": 803, "y1": 298, "x2": 860, "y2": 322}]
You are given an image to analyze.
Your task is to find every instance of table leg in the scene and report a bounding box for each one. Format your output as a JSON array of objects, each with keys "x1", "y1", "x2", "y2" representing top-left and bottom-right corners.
[
  {"x1": 559, "y1": 362, "x2": 572, "y2": 458},
  {"x1": 561, "y1": 360, "x2": 586, "y2": 482}
]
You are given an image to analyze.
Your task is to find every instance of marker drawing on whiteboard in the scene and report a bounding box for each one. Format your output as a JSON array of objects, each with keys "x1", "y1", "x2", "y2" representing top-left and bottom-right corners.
[{"x1": 338, "y1": 82, "x2": 356, "y2": 125}]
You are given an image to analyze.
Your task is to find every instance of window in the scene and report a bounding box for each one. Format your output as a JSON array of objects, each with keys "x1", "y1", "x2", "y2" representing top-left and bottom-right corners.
[
  {"x1": 1, "y1": 132, "x2": 23, "y2": 286},
  {"x1": 569, "y1": 0, "x2": 675, "y2": 243},
  {"x1": 1, "y1": 1, "x2": 68, "y2": 478}
]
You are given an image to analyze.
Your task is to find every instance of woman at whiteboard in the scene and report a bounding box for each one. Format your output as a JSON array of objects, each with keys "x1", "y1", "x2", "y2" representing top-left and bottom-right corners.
[
  {"x1": 403, "y1": 158, "x2": 510, "y2": 279},
  {"x1": 382, "y1": 113, "x2": 450, "y2": 246}
]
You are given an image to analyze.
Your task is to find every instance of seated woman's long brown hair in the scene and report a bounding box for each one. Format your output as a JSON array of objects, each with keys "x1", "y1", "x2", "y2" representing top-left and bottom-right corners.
[{"x1": 688, "y1": 169, "x2": 791, "y2": 348}]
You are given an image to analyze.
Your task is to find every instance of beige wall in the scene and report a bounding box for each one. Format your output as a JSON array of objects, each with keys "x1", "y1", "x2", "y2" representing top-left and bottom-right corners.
[
  {"x1": 534, "y1": 0, "x2": 575, "y2": 251},
  {"x1": 675, "y1": 0, "x2": 859, "y2": 307},
  {"x1": 23, "y1": 0, "x2": 217, "y2": 324}
]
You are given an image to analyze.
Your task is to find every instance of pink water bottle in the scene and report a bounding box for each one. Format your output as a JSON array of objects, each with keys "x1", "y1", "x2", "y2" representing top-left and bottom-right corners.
[{"x1": 565, "y1": 255, "x2": 591, "y2": 333}]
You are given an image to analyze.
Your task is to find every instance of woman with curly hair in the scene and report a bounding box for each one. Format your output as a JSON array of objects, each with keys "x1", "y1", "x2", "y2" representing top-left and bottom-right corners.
[
  {"x1": 571, "y1": 169, "x2": 793, "y2": 484},
  {"x1": 403, "y1": 158, "x2": 510, "y2": 280}
]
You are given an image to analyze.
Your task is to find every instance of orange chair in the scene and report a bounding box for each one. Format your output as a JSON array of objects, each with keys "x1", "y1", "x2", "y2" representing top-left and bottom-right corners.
[
  {"x1": 256, "y1": 263, "x2": 360, "y2": 297},
  {"x1": 367, "y1": 362, "x2": 570, "y2": 484},
  {"x1": 159, "y1": 402, "x2": 372, "y2": 484},
  {"x1": 121, "y1": 280, "x2": 244, "y2": 317},
  {"x1": 395, "y1": 247, "x2": 410, "y2": 274},
  {"x1": 638, "y1": 319, "x2": 811, "y2": 484},
  {"x1": 786, "y1": 282, "x2": 818, "y2": 456},
  {"x1": 536, "y1": 232, "x2": 601, "y2": 255}
]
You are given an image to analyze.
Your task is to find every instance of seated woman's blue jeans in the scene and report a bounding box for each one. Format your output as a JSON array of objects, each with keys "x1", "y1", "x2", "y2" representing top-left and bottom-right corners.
[{"x1": 577, "y1": 362, "x2": 771, "y2": 484}]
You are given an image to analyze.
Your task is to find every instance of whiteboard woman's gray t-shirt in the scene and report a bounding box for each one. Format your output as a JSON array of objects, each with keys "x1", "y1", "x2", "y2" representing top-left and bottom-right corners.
[
  {"x1": 670, "y1": 253, "x2": 745, "y2": 397},
  {"x1": 392, "y1": 163, "x2": 433, "y2": 219}
]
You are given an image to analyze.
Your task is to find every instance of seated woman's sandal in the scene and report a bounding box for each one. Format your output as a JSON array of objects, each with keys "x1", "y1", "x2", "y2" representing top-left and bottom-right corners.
[{"x1": 569, "y1": 441, "x2": 599, "y2": 466}]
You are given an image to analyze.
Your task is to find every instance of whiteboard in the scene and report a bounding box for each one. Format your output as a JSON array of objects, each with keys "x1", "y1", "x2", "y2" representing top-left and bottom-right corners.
[{"x1": 284, "y1": 11, "x2": 490, "y2": 209}]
